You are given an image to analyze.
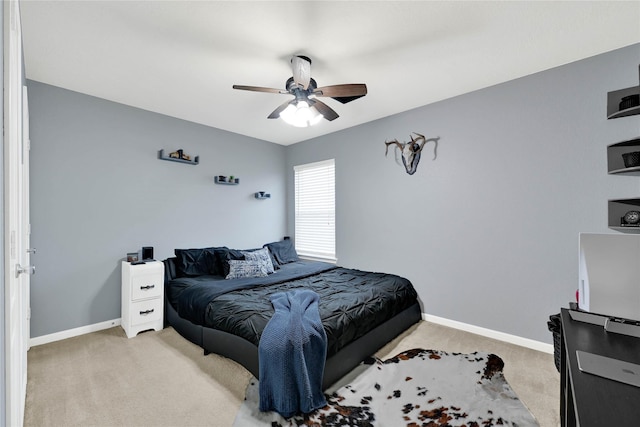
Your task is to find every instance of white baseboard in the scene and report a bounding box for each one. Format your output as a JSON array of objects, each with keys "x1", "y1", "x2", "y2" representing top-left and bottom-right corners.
[
  {"x1": 29, "y1": 314, "x2": 553, "y2": 355},
  {"x1": 30, "y1": 318, "x2": 122, "y2": 347},
  {"x1": 423, "y1": 313, "x2": 554, "y2": 354}
]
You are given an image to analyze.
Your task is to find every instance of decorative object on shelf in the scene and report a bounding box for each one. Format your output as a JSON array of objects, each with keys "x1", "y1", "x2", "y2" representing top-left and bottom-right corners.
[
  {"x1": 255, "y1": 191, "x2": 271, "y2": 199},
  {"x1": 622, "y1": 210, "x2": 640, "y2": 226},
  {"x1": 158, "y1": 149, "x2": 199, "y2": 165},
  {"x1": 620, "y1": 94, "x2": 640, "y2": 111},
  {"x1": 384, "y1": 132, "x2": 440, "y2": 175},
  {"x1": 215, "y1": 176, "x2": 239, "y2": 185},
  {"x1": 622, "y1": 151, "x2": 640, "y2": 168},
  {"x1": 126, "y1": 252, "x2": 139, "y2": 263}
]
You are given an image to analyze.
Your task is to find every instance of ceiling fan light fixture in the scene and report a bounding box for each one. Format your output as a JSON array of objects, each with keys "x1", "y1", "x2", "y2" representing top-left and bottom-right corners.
[
  {"x1": 279, "y1": 100, "x2": 323, "y2": 127},
  {"x1": 233, "y1": 55, "x2": 366, "y2": 126}
]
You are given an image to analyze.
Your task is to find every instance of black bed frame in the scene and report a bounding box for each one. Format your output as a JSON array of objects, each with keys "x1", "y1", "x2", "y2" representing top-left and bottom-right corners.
[{"x1": 163, "y1": 259, "x2": 422, "y2": 390}]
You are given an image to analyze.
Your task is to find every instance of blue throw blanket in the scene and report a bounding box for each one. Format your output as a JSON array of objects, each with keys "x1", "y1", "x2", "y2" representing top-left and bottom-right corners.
[{"x1": 258, "y1": 289, "x2": 327, "y2": 418}]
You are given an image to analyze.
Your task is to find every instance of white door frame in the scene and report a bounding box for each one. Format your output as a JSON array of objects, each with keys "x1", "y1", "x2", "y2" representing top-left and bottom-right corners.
[
  {"x1": 4, "y1": 1, "x2": 29, "y2": 425},
  {"x1": 19, "y1": 86, "x2": 30, "y2": 356}
]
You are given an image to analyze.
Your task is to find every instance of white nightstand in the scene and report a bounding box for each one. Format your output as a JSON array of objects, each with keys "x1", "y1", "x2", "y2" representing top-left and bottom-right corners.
[{"x1": 121, "y1": 260, "x2": 164, "y2": 338}]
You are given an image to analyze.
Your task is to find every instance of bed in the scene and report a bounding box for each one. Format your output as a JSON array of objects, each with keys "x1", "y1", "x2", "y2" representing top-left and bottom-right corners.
[{"x1": 163, "y1": 240, "x2": 422, "y2": 389}]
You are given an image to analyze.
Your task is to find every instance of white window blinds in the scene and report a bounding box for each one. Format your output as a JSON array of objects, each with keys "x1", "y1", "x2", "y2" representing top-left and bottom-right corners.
[{"x1": 294, "y1": 159, "x2": 336, "y2": 262}]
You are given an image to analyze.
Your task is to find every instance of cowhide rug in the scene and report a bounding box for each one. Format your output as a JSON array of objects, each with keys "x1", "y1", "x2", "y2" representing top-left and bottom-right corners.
[{"x1": 233, "y1": 348, "x2": 539, "y2": 427}]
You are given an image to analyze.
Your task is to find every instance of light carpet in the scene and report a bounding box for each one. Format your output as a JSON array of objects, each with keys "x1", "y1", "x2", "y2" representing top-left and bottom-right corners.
[{"x1": 233, "y1": 348, "x2": 539, "y2": 426}]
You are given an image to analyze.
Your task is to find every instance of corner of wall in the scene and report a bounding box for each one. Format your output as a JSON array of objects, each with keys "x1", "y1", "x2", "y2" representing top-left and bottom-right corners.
[{"x1": 1, "y1": 1, "x2": 6, "y2": 425}]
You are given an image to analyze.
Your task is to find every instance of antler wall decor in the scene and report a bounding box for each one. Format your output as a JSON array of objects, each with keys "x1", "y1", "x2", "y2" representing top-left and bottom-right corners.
[{"x1": 384, "y1": 132, "x2": 440, "y2": 175}]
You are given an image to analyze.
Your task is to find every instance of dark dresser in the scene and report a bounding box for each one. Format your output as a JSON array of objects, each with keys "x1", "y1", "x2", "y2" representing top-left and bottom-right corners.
[{"x1": 560, "y1": 308, "x2": 640, "y2": 426}]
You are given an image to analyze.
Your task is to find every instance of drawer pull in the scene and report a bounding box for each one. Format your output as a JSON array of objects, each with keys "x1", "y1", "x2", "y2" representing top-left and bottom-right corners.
[
  {"x1": 140, "y1": 285, "x2": 155, "y2": 290},
  {"x1": 139, "y1": 309, "x2": 155, "y2": 315}
]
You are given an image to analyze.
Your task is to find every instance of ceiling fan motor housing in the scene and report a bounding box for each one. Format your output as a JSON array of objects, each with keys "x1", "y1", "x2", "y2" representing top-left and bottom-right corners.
[
  {"x1": 286, "y1": 77, "x2": 317, "y2": 93},
  {"x1": 292, "y1": 55, "x2": 311, "y2": 64}
]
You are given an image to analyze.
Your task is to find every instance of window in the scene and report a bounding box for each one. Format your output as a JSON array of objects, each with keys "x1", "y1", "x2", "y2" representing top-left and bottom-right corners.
[{"x1": 294, "y1": 159, "x2": 336, "y2": 262}]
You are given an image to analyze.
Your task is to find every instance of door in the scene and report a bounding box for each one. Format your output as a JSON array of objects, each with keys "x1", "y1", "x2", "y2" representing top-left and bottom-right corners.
[
  {"x1": 21, "y1": 85, "x2": 32, "y2": 364},
  {"x1": 4, "y1": 1, "x2": 31, "y2": 425}
]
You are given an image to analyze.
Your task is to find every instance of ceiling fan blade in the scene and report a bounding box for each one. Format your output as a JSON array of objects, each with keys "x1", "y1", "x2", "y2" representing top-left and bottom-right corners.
[
  {"x1": 267, "y1": 100, "x2": 293, "y2": 119},
  {"x1": 232, "y1": 85, "x2": 287, "y2": 94},
  {"x1": 314, "y1": 84, "x2": 367, "y2": 104},
  {"x1": 311, "y1": 99, "x2": 339, "y2": 121},
  {"x1": 291, "y1": 55, "x2": 311, "y2": 90}
]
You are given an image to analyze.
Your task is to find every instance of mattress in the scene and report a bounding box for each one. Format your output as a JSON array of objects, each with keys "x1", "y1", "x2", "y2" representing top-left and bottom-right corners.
[{"x1": 166, "y1": 260, "x2": 418, "y2": 357}]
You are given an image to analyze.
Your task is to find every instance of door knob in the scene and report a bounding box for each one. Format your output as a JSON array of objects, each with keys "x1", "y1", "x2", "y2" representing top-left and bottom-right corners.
[
  {"x1": 26, "y1": 248, "x2": 37, "y2": 254},
  {"x1": 16, "y1": 264, "x2": 35, "y2": 278}
]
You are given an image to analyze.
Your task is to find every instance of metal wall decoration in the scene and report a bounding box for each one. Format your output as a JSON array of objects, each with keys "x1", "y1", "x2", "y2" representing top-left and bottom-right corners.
[{"x1": 384, "y1": 132, "x2": 440, "y2": 175}]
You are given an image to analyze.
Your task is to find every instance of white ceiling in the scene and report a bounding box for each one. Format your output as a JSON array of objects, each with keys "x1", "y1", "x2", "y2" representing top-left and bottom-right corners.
[{"x1": 20, "y1": 1, "x2": 640, "y2": 146}]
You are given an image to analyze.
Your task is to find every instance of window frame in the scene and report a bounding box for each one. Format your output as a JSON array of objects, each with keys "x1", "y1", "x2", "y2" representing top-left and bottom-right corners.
[{"x1": 293, "y1": 159, "x2": 336, "y2": 263}]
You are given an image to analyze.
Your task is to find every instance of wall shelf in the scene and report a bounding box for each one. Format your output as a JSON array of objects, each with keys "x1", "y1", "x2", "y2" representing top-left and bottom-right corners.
[
  {"x1": 606, "y1": 67, "x2": 640, "y2": 233},
  {"x1": 215, "y1": 176, "x2": 239, "y2": 185},
  {"x1": 607, "y1": 137, "x2": 640, "y2": 175},
  {"x1": 606, "y1": 65, "x2": 640, "y2": 119},
  {"x1": 158, "y1": 149, "x2": 199, "y2": 165},
  {"x1": 608, "y1": 198, "x2": 640, "y2": 233}
]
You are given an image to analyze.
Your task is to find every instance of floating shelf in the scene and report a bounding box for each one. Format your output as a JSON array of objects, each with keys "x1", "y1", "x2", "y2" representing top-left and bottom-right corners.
[
  {"x1": 608, "y1": 198, "x2": 640, "y2": 233},
  {"x1": 215, "y1": 176, "x2": 239, "y2": 185},
  {"x1": 609, "y1": 104, "x2": 640, "y2": 120},
  {"x1": 606, "y1": 65, "x2": 640, "y2": 119},
  {"x1": 607, "y1": 137, "x2": 640, "y2": 175},
  {"x1": 158, "y1": 149, "x2": 199, "y2": 165},
  {"x1": 609, "y1": 166, "x2": 640, "y2": 175},
  {"x1": 255, "y1": 192, "x2": 271, "y2": 199}
]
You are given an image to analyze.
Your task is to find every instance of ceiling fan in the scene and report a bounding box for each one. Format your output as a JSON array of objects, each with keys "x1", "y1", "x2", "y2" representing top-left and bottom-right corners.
[{"x1": 232, "y1": 55, "x2": 367, "y2": 127}]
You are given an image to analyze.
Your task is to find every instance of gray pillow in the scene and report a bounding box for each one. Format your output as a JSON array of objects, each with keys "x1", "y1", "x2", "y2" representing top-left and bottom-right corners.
[
  {"x1": 264, "y1": 239, "x2": 300, "y2": 265},
  {"x1": 241, "y1": 248, "x2": 275, "y2": 274},
  {"x1": 225, "y1": 259, "x2": 270, "y2": 279}
]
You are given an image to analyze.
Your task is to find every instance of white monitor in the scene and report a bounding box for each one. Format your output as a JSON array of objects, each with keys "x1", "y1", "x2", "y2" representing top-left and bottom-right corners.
[{"x1": 579, "y1": 233, "x2": 640, "y2": 321}]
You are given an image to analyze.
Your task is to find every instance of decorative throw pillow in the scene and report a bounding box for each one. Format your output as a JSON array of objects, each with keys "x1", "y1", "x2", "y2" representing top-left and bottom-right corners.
[
  {"x1": 225, "y1": 259, "x2": 270, "y2": 279},
  {"x1": 174, "y1": 247, "x2": 220, "y2": 276},
  {"x1": 242, "y1": 248, "x2": 275, "y2": 274},
  {"x1": 264, "y1": 239, "x2": 300, "y2": 265}
]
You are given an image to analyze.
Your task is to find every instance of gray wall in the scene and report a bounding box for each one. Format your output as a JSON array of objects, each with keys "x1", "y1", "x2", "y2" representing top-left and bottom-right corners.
[
  {"x1": 27, "y1": 80, "x2": 287, "y2": 337},
  {"x1": 26, "y1": 44, "x2": 640, "y2": 344},
  {"x1": 286, "y1": 43, "x2": 640, "y2": 343}
]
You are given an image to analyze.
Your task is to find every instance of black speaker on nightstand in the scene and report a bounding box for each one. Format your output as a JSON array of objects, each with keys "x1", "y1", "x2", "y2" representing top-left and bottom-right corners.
[{"x1": 142, "y1": 246, "x2": 154, "y2": 260}]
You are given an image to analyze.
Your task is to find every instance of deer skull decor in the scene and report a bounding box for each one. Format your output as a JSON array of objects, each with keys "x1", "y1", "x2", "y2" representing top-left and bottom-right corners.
[{"x1": 384, "y1": 132, "x2": 440, "y2": 175}]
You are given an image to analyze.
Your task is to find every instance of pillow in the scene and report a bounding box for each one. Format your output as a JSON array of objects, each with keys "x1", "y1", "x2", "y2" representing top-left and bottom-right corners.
[
  {"x1": 264, "y1": 239, "x2": 300, "y2": 265},
  {"x1": 174, "y1": 247, "x2": 219, "y2": 276},
  {"x1": 214, "y1": 248, "x2": 246, "y2": 277},
  {"x1": 241, "y1": 248, "x2": 275, "y2": 274},
  {"x1": 263, "y1": 247, "x2": 281, "y2": 270},
  {"x1": 225, "y1": 259, "x2": 270, "y2": 279}
]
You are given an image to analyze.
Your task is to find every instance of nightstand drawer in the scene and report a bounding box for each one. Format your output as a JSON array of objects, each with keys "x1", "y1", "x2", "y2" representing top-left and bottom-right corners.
[
  {"x1": 131, "y1": 274, "x2": 162, "y2": 300},
  {"x1": 130, "y1": 299, "x2": 163, "y2": 326}
]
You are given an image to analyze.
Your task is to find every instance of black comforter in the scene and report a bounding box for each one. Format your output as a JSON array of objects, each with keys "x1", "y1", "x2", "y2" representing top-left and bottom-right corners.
[{"x1": 166, "y1": 261, "x2": 418, "y2": 357}]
